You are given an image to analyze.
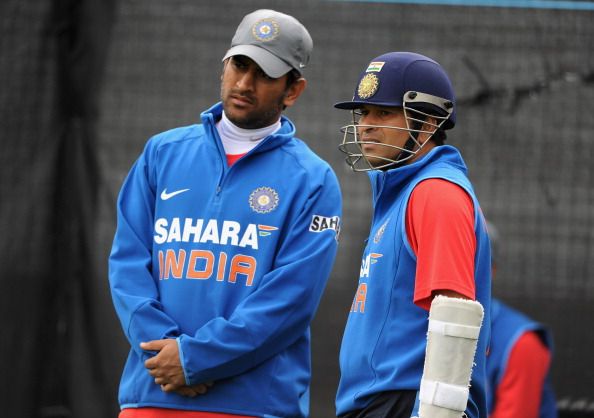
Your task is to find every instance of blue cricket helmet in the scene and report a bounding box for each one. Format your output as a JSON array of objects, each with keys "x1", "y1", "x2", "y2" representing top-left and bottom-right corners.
[{"x1": 335, "y1": 52, "x2": 456, "y2": 129}]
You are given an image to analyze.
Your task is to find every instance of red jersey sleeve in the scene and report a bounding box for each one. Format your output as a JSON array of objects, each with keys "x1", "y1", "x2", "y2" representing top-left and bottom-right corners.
[
  {"x1": 406, "y1": 178, "x2": 477, "y2": 310},
  {"x1": 490, "y1": 331, "x2": 552, "y2": 418},
  {"x1": 120, "y1": 408, "x2": 254, "y2": 418}
]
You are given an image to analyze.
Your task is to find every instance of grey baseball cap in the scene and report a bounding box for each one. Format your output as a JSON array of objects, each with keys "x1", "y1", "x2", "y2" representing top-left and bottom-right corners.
[{"x1": 222, "y1": 9, "x2": 313, "y2": 78}]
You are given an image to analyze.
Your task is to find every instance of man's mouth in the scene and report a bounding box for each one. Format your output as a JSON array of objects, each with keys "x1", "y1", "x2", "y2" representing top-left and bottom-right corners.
[{"x1": 230, "y1": 93, "x2": 254, "y2": 106}]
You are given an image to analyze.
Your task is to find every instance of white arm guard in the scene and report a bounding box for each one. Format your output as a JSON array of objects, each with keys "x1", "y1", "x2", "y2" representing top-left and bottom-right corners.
[{"x1": 418, "y1": 295, "x2": 484, "y2": 418}]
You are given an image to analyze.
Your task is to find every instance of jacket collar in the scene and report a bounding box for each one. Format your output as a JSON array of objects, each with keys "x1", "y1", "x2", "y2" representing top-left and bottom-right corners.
[
  {"x1": 368, "y1": 145, "x2": 467, "y2": 202},
  {"x1": 200, "y1": 102, "x2": 296, "y2": 154}
]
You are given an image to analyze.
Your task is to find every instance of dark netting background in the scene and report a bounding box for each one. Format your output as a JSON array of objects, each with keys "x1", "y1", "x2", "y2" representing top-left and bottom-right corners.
[{"x1": 1, "y1": 0, "x2": 593, "y2": 417}]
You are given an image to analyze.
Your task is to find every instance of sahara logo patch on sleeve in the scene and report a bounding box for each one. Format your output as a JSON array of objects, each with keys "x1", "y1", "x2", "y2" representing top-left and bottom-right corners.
[{"x1": 309, "y1": 215, "x2": 341, "y2": 237}]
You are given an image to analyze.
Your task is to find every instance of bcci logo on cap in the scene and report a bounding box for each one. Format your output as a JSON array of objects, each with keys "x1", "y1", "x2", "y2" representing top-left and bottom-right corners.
[{"x1": 252, "y1": 19, "x2": 280, "y2": 42}]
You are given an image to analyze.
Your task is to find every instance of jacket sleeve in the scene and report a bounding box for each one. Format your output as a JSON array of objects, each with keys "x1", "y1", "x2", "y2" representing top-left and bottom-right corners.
[
  {"x1": 108, "y1": 139, "x2": 181, "y2": 357},
  {"x1": 177, "y1": 167, "x2": 342, "y2": 384}
]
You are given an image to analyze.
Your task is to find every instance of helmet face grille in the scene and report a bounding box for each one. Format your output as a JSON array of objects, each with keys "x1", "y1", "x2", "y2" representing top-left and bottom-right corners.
[
  {"x1": 335, "y1": 52, "x2": 457, "y2": 130},
  {"x1": 337, "y1": 91, "x2": 454, "y2": 172}
]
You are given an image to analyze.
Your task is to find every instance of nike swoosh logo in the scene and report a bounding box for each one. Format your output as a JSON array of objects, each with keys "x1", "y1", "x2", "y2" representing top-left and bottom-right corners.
[{"x1": 160, "y1": 188, "x2": 190, "y2": 200}]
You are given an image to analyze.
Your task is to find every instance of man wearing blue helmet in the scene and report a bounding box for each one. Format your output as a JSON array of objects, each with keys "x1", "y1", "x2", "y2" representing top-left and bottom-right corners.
[{"x1": 334, "y1": 52, "x2": 492, "y2": 418}]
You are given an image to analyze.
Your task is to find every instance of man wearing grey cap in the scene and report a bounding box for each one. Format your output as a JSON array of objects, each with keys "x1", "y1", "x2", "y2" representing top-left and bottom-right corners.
[{"x1": 109, "y1": 9, "x2": 342, "y2": 418}]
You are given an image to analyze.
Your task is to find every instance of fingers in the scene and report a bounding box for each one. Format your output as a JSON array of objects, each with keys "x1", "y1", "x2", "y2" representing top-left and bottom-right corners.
[
  {"x1": 144, "y1": 359, "x2": 156, "y2": 371},
  {"x1": 140, "y1": 340, "x2": 166, "y2": 351},
  {"x1": 173, "y1": 386, "x2": 199, "y2": 397},
  {"x1": 144, "y1": 354, "x2": 157, "y2": 370},
  {"x1": 141, "y1": 340, "x2": 164, "y2": 369},
  {"x1": 150, "y1": 369, "x2": 184, "y2": 385},
  {"x1": 143, "y1": 339, "x2": 178, "y2": 370},
  {"x1": 160, "y1": 382, "x2": 181, "y2": 393},
  {"x1": 163, "y1": 383, "x2": 213, "y2": 397},
  {"x1": 154, "y1": 376, "x2": 167, "y2": 385},
  {"x1": 191, "y1": 384, "x2": 208, "y2": 395}
]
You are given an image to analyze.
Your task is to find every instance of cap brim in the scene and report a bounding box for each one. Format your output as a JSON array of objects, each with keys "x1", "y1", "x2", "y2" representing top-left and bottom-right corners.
[
  {"x1": 334, "y1": 100, "x2": 402, "y2": 110},
  {"x1": 223, "y1": 45, "x2": 292, "y2": 78},
  {"x1": 334, "y1": 100, "x2": 366, "y2": 110}
]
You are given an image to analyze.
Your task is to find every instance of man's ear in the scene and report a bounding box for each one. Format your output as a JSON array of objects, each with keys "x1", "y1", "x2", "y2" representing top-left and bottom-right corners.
[
  {"x1": 419, "y1": 116, "x2": 438, "y2": 145},
  {"x1": 283, "y1": 78, "x2": 307, "y2": 108},
  {"x1": 221, "y1": 58, "x2": 229, "y2": 82}
]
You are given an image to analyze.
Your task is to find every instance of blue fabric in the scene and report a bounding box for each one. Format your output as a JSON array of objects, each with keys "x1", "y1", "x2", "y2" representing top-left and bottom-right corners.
[
  {"x1": 336, "y1": 146, "x2": 491, "y2": 418},
  {"x1": 487, "y1": 299, "x2": 558, "y2": 418},
  {"x1": 109, "y1": 102, "x2": 342, "y2": 417}
]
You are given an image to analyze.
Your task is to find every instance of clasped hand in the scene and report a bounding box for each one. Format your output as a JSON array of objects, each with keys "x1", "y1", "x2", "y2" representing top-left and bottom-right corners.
[{"x1": 141, "y1": 339, "x2": 212, "y2": 397}]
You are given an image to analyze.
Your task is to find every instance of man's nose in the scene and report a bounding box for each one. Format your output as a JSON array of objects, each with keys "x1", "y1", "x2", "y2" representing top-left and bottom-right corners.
[
  {"x1": 236, "y1": 71, "x2": 255, "y2": 91},
  {"x1": 358, "y1": 117, "x2": 377, "y2": 132}
]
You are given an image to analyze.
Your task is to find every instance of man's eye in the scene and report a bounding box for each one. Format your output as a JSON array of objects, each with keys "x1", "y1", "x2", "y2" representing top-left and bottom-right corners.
[
  {"x1": 258, "y1": 70, "x2": 273, "y2": 80},
  {"x1": 232, "y1": 59, "x2": 247, "y2": 69}
]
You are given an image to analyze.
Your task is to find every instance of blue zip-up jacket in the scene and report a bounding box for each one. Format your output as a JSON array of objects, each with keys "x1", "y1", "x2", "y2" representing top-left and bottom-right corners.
[
  {"x1": 336, "y1": 145, "x2": 491, "y2": 417},
  {"x1": 109, "y1": 103, "x2": 342, "y2": 417},
  {"x1": 487, "y1": 299, "x2": 557, "y2": 418}
]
